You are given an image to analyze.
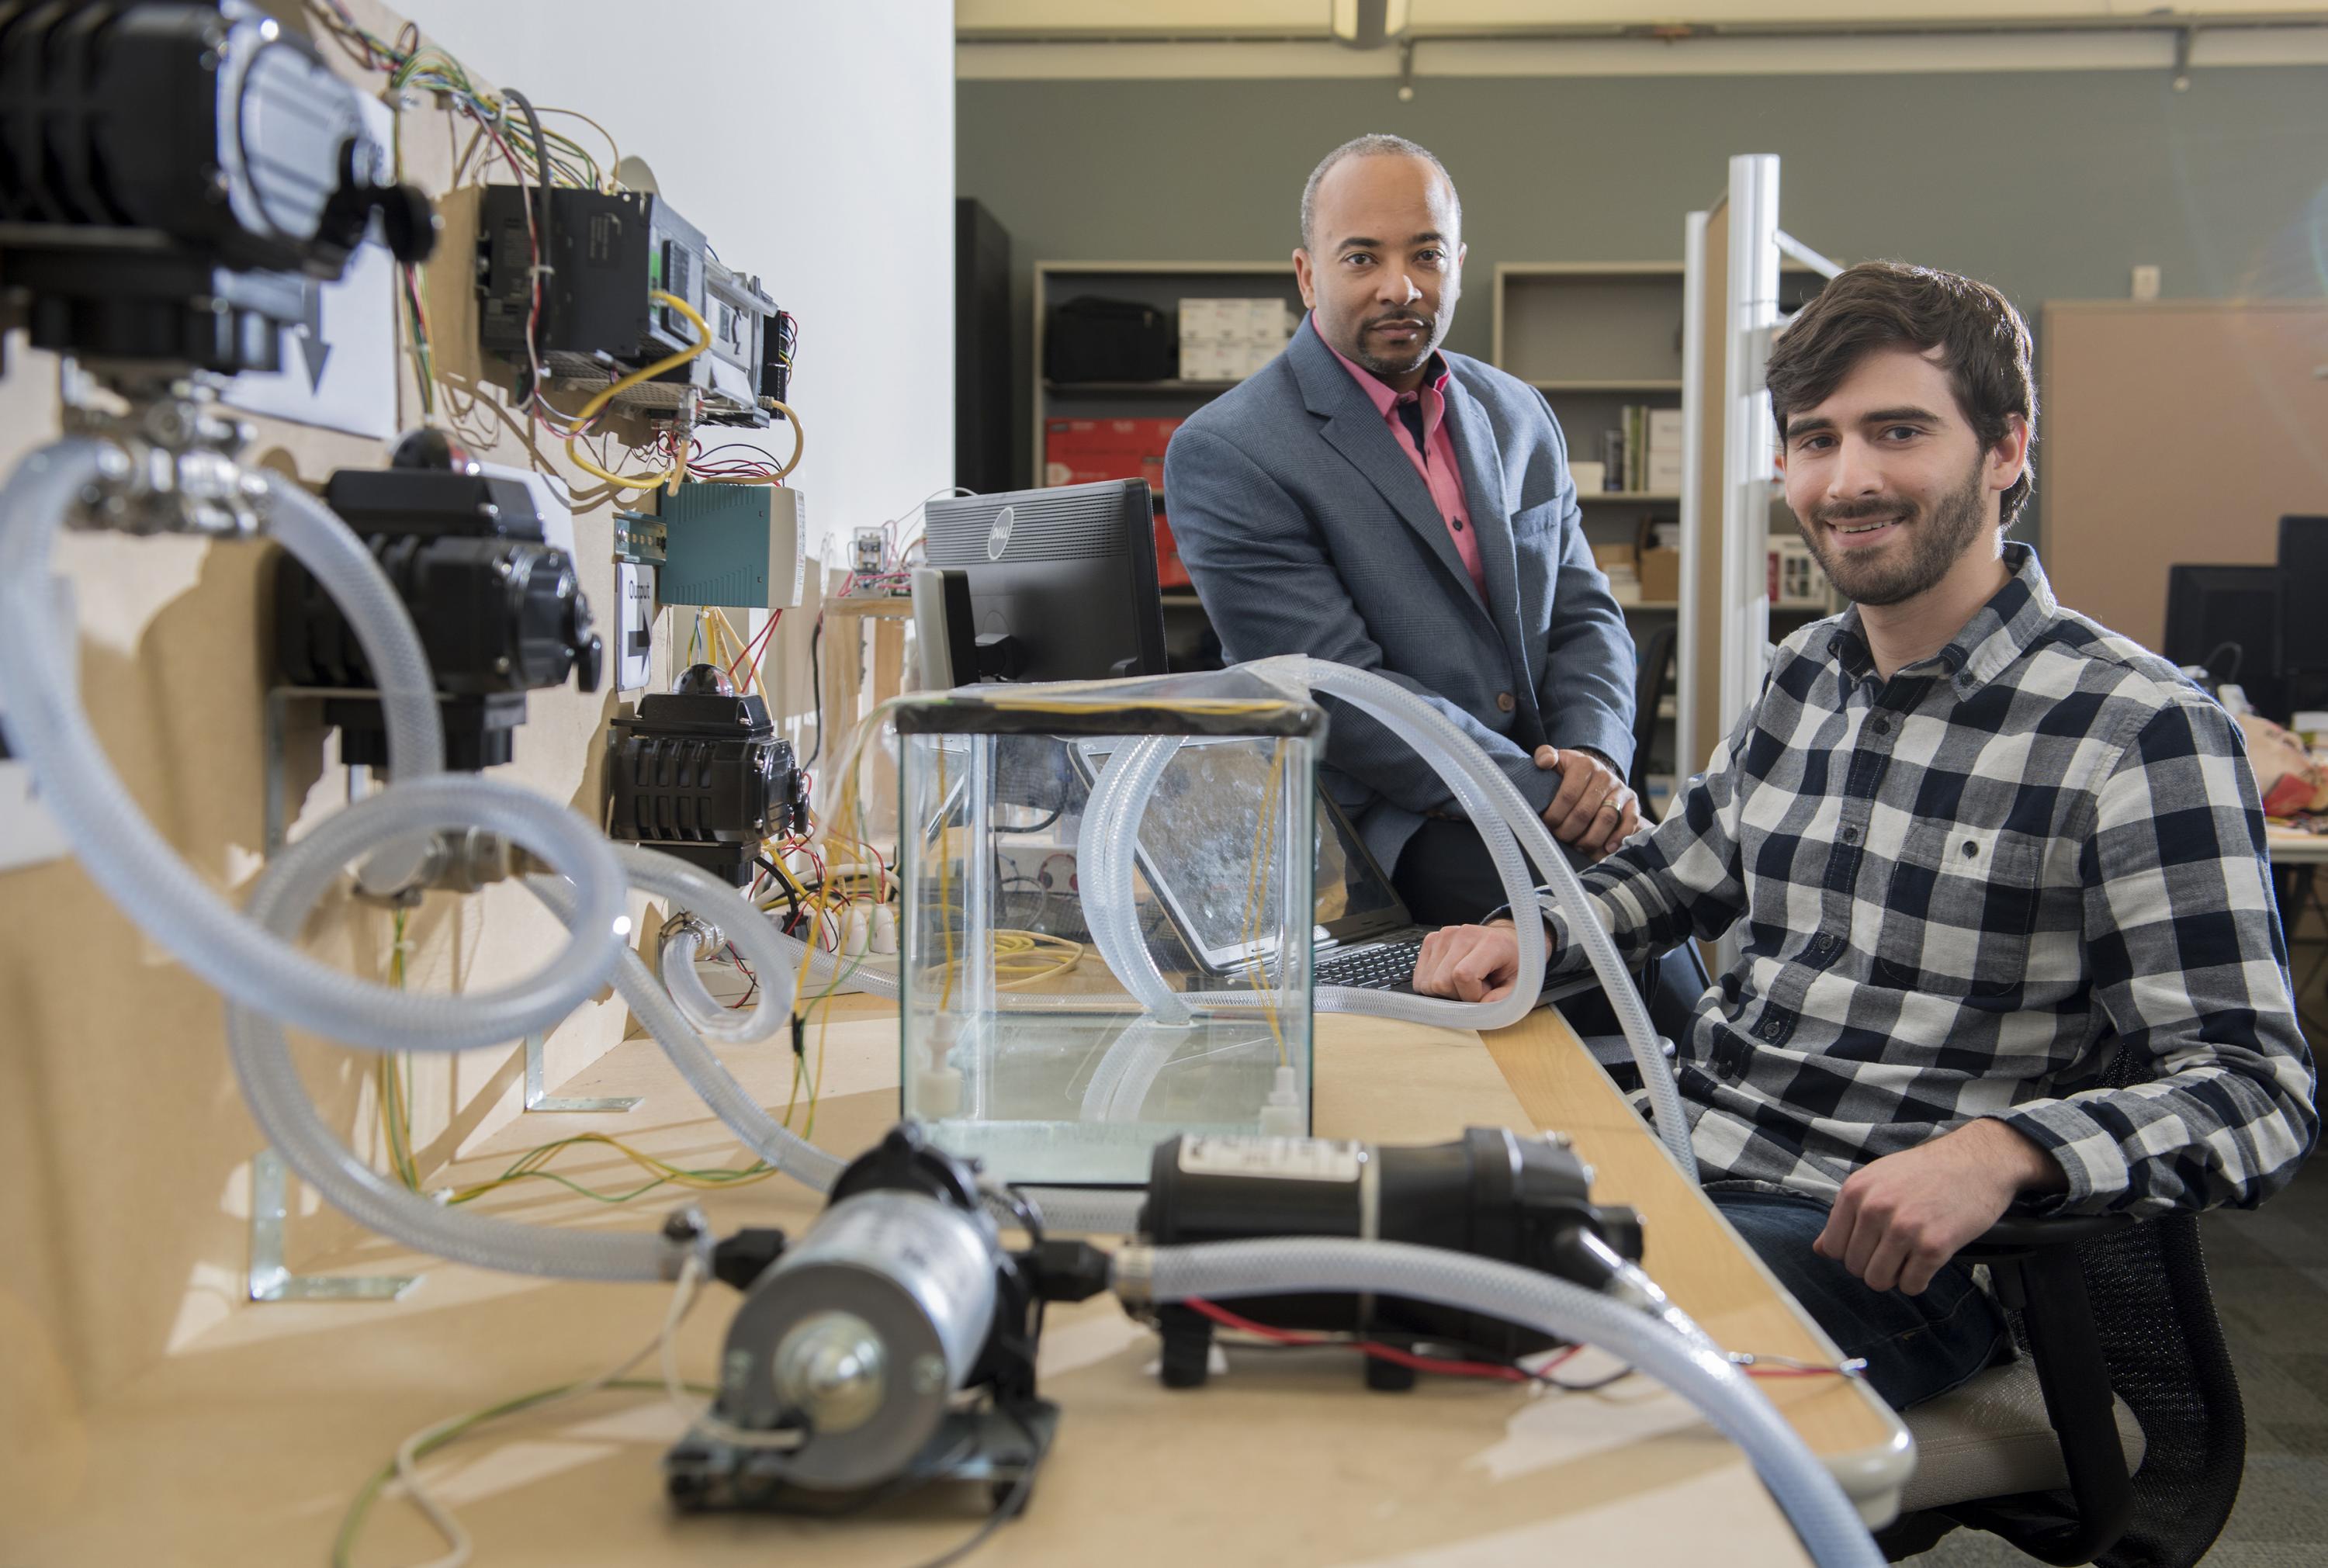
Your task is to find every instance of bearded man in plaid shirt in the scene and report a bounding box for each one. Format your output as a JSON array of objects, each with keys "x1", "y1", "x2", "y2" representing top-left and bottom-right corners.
[{"x1": 1415, "y1": 261, "x2": 2318, "y2": 1411}]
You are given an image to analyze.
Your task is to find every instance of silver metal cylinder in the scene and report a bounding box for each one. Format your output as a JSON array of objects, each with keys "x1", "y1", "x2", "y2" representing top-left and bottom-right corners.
[{"x1": 716, "y1": 1189, "x2": 999, "y2": 1490}]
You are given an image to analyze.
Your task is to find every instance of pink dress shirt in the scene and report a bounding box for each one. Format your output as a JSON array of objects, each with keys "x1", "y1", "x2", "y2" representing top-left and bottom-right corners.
[{"x1": 1324, "y1": 329, "x2": 1485, "y2": 597}]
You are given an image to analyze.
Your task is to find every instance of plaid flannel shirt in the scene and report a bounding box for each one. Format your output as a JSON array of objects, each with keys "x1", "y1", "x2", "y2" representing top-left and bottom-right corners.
[{"x1": 1545, "y1": 545, "x2": 2317, "y2": 1215}]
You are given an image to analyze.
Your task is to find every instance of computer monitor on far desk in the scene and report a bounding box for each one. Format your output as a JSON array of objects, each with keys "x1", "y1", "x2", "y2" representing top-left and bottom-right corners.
[{"x1": 910, "y1": 479, "x2": 1167, "y2": 688}]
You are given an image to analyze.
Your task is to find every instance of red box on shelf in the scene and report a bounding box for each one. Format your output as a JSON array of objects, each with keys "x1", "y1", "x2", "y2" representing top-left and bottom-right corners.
[
  {"x1": 1044, "y1": 418, "x2": 1188, "y2": 590},
  {"x1": 1044, "y1": 417, "x2": 1181, "y2": 488},
  {"x1": 1155, "y1": 514, "x2": 1191, "y2": 590}
]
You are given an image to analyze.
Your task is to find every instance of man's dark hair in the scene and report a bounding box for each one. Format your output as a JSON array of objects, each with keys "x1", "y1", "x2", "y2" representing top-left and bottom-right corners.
[{"x1": 1765, "y1": 261, "x2": 2038, "y2": 529}]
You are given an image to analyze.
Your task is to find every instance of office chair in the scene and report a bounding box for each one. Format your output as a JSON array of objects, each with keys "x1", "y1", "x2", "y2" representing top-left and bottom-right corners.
[
  {"x1": 1628, "y1": 622, "x2": 1678, "y2": 821},
  {"x1": 1876, "y1": 1051, "x2": 2247, "y2": 1566}
]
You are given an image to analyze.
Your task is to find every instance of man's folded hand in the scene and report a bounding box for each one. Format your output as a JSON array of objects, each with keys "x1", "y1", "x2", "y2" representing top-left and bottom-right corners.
[{"x1": 1536, "y1": 746, "x2": 1639, "y2": 857}]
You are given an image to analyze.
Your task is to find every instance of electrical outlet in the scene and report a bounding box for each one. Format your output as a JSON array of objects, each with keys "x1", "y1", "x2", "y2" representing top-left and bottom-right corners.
[{"x1": 2132, "y1": 265, "x2": 2161, "y2": 302}]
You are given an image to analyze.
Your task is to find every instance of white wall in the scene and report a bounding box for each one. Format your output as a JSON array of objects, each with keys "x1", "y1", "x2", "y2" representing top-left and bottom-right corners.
[{"x1": 395, "y1": 0, "x2": 957, "y2": 557}]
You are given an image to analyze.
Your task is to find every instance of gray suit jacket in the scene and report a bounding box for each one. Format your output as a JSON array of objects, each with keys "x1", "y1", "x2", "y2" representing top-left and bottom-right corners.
[{"x1": 1163, "y1": 317, "x2": 1636, "y2": 874}]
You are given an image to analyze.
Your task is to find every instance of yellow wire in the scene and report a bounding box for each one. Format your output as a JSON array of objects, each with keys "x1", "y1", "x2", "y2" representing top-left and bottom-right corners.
[
  {"x1": 968, "y1": 697, "x2": 1294, "y2": 718},
  {"x1": 935, "y1": 742, "x2": 955, "y2": 1011},
  {"x1": 713, "y1": 609, "x2": 759, "y2": 695},
  {"x1": 447, "y1": 1132, "x2": 776, "y2": 1205},
  {"x1": 1238, "y1": 739, "x2": 1290, "y2": 1067},
  {"x1": 560, "y1": 289, "x2": 712, "y2": 492},
  {"x1": 533, "y1": 104, "x2": 624, "y2": 190}
]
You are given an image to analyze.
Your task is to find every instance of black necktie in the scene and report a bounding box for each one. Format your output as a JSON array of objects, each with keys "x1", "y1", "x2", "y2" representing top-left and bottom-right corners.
[{"x1": 1395, "y1": 396, "x2": 1429, "y2": 459}]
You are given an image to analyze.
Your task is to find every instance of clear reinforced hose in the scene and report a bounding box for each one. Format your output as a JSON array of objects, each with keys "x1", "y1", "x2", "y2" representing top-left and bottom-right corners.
[
  {"x1": 225, "y1": 799, "x2": 693, "y2": 1282},
  {"x1": 626, "y1": 846, "x2": 799, "y2": 1045},
  {"x1": 528, "y1": 867, "x2": 845, "y2": 1193},
  {"x1": 1128, "y1": 1238, "x2": 1881, "y2": 1568},
  {"x1": 1018, "y1": 1185, "x2": 1146, "y2": 1235},
  {"x1": 0, "y1": 443, "x2": 632, "y2": 1053}
]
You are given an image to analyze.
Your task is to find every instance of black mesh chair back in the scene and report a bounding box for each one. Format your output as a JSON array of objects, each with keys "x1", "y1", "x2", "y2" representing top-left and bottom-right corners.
[
  {"x1": 1996, "y1": 1040, "x2": 2248, "y2": 1568},
  {"x1": 1628, "y1": 622, "x2": 1676, "y2": 815},
  {"x1": 2075, "y1": 1210, "x2": 2246, "y2": 1567}
]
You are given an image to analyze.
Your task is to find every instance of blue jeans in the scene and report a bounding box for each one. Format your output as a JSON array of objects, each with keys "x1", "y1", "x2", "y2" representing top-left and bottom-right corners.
[{"x1": 1713, "y1": 1188, "x2": 2010, "y2": 1412}]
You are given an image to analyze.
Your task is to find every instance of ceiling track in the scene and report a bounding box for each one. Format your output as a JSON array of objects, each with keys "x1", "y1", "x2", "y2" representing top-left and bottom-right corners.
[{"x1": 958, "y1": 12, "x2": 2328, "y2": 47}]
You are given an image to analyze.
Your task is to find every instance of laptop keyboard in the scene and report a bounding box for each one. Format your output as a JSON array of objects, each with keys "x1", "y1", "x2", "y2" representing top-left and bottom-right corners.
[{"x1": 1312, "y1": 938, "x2": 1424, "y2": 992}]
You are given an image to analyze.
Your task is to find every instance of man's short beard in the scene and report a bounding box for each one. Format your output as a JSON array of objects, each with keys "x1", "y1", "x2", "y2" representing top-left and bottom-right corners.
[
  {"x1": 1346, "y1": 309, "x2": 1443, "y2": 379},
  {"x1": 1805, "y1": 452, "x2": 1991, "y2": 609}
]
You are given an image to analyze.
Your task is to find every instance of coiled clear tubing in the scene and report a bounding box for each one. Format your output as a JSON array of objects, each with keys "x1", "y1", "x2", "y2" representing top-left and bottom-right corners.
[
  {"x1": 224, "y1": 796, "x2": 691, "y2": 1282},
  {"x1": 1137, "y1": 1239, "x2": 1880, "y2": 1568},
  {"x1": 530, "y1": 856, "x2": 845, "y2": 1193},
  {"x1": 0, "y1": 444, "x2": 632, "y2": 1053},
  {"x1": 1072, "y1": 659, "x2": 1696, "y2": 1179},
  {"x1": 632, "y1": 846, "x2": 800, "y2": 1045}
]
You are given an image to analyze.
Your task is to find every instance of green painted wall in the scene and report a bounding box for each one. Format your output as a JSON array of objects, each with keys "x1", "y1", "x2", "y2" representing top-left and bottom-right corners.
[{"x1": 959, "y1": 67, "x2": 2328, "y2": 496}]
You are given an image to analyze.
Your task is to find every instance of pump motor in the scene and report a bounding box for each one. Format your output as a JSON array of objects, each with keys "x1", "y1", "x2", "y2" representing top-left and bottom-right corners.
[
  {"x1": 274, "y1": 431, "x2": 603, "y2": 770},
  {"x1": 666, "y1": 1123, "x2": 1109, "y2": 1519},
  {"x1": 1135, "y1": 1127, "x2": 1644, "y2": 1390}
]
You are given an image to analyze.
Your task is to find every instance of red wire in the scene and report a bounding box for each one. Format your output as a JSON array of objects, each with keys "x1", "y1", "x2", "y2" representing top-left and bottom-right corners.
[
  {"x1": 726, "y1": 611, "x2": 782, "y2": 691},
  {"x1": 1180, "y1": 1297, "x2": 1539, "y2": 1384}
]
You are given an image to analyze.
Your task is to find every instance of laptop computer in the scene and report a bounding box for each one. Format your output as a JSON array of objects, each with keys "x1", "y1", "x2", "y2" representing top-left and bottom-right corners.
[{"x1": 1069, "y1": 737, "x2": 1596, "y2": 1006}]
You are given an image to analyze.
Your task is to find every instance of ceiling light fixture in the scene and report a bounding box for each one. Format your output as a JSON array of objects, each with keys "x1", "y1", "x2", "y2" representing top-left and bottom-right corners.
[{"x1": 1330, "y1": 0, "x2": 1412, "y2": 50}]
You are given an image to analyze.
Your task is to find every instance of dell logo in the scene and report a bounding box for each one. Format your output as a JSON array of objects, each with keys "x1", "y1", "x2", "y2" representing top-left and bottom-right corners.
[{"x1": 986, "y1": 505, "x2": 1014, "y2": 561}]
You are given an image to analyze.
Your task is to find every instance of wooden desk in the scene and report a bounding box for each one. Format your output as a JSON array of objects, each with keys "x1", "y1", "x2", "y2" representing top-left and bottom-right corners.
[
  {"x1": 11, "y1": 1009, "x2": 1904, "y2": 1567},
  {"x1": 2267, "y1": 826, "x2": 2328, "y2": 866}
]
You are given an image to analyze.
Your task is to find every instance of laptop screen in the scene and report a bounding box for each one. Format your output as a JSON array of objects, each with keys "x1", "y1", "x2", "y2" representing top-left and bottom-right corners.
[{"x1": 1073, "y1": 738, "x2": 1406, "y2": 968}]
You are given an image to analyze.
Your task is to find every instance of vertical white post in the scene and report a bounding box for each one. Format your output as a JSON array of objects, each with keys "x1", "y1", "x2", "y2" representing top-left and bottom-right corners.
[
  {"x1": 1678, "y1": 209, "x2": 1708, "y2": 780},
  {"x1": 1720, "y1": 154, "x2": 1782, "y2": 740}
]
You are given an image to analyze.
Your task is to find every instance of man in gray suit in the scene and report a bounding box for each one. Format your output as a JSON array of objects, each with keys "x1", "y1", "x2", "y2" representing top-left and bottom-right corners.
[{"x1": 1165, "y1": 133, "x2": 1640, "y2": 926}]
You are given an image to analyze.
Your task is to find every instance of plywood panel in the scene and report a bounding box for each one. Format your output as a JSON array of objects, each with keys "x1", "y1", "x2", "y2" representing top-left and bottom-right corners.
[
  {"x1": 2041, "y1": 301, "x2": 2328, "y2": 653},
  {"x1": 0, "y1": 0, "x2": 850, "y2": 1412}
]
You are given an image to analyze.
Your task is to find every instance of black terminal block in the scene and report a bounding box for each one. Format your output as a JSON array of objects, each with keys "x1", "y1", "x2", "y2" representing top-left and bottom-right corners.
[
  {"x1": 605, "y1": 664, "x2": 805, "y2": 886},
  {"x1": 476, "y1": 185, "x2": 783, "y2": 428},
  {"x1": 275, "y1": 433, "x2": 603, "y2": 771}
]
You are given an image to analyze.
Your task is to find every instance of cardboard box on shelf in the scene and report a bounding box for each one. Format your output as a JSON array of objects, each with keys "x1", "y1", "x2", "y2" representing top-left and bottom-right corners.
[
  {"x1": 1638, "y1": 548, "x2": 1682, "y2": 603},
  {"x1": 1178, "y1": 297, "x2": 1293, "y2": 380},
  {"x1": 1591, "y1": 541, "x2": 1641, "y2": 606},
  {"x1": 1647, "y1": 408, "x2": 1685, "y2": 492},
  {"x1": 1633, "y1": 518, "x2": 1680, "y2": 602}
]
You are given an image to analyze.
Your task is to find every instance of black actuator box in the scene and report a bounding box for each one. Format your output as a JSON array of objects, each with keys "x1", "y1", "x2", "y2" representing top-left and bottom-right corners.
[
  {"x1": 605, "y1": 666, "x2": 806, "y2": 885},
  {"x1": 275, "y1": 434, "x2": 603, "y2": 770}
]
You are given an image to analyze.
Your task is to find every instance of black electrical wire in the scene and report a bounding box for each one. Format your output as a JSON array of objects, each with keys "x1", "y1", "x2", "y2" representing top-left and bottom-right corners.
[
  {"x1": 757, "y1": 854, "x2": 802, "y2": 932},
  {"x1": 803, "y1": 617, "x2": 825, "y2": 766},
  {"x1": 902, "y1": 1405, "x2": 1048, "y2": 1568}
]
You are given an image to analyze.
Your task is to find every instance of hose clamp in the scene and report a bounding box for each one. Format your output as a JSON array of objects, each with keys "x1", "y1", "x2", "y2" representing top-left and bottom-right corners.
[
  {"x1": 660, "y1": 911, "x2": 723, "y2": 953},
  {"x1": 1110, "y1": 1244, "x2": 1155, "y2": 1308}
]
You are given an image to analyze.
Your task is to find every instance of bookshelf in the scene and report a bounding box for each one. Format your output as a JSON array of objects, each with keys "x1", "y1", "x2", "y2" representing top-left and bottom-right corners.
[
  {"x1": 1031, "y1": 260, "x2": 1302, "y2": 482},
  {"x1": 1494, "y1": 261, "x2": 1834, "y2": 797}
]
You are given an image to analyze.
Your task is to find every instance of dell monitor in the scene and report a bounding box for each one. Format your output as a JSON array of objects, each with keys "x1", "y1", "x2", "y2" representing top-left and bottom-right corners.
[{"x1": 914, "y1": 479, "x2": 1167, "y2": 687}]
